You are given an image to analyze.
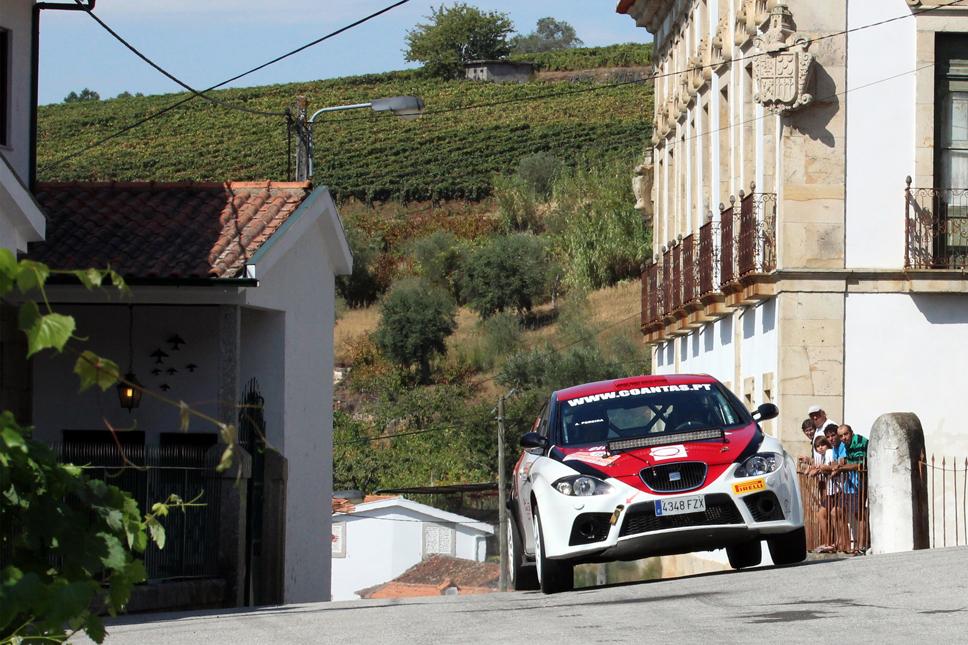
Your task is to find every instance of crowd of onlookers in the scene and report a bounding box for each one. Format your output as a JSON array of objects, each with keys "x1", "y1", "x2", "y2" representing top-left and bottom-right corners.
[{"x1": 796, "y1": 405, "x2": 869, "y2": 555}]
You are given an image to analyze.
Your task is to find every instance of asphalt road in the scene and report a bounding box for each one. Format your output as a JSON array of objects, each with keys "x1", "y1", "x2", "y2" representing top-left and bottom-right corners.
[{"x1": 81, "y1": 547, "x2": 968, "y2": 644}]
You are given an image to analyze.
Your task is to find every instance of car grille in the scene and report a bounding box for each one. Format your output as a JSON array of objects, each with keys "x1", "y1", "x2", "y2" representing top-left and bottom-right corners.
[
  {"x1": 619, "y1": 494, "x2": 743, "y2": 537},
  {"x1": 640, "y1": 462, "x2": 708, "y2": 492},
  {"x1": 743, "y1": 491, "x2": 785, "y2": 522}
]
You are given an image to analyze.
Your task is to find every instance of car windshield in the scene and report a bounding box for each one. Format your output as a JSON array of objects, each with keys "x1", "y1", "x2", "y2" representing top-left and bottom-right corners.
[{"x1": 557, "y1": 383, "x2": 745, "y2": 446}]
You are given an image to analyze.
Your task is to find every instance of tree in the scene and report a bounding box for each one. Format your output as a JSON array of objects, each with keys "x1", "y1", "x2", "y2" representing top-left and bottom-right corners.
[
  {"x1": 460, "y1": 234, "x2": 553, "y2": 319},
  {"x1": 375, "y1": 278, "x2": 457, "y2": 383},
  {"x1": 63, "y1": 88, "x2": 100, "y2": 103},
  {"x1": 409, "y1": 230, "x2": 465, "y2": 302},
  {"x1": 511, "y1": 17, "x2": 583, "y2": 54},
  {"x1": 404, "y1": 3, "x2": 514, "y2": 79}
]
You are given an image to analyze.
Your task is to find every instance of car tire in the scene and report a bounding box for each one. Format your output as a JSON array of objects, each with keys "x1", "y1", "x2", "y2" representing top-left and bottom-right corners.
[
  {"x1": 726, "y1": 540, "x2": 762, "y2": 569},
  {"x1": 767, "y1": 527, "x2": 807, "y2": 566},
  {"x1": 508, "y1": 513, "x2": 539, "y2": 591},
  {"x1": 532, "y1": 505, "x2": 574, "y2": 594}
]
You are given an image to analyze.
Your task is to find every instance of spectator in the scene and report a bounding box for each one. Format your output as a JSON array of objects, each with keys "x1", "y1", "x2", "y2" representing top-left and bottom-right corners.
[
  {"x1": 833, "y1": 424, "x2": 869, "y2": 554},
  {"x1": 809, "y1": 434, "x2": 843, "y2": 553},
  {"x1": 798, "y1": 418, "x2": 818, "y2": 467},
  {"x1": 807, "y1": 405, "x2": 838, "y2": 439}
]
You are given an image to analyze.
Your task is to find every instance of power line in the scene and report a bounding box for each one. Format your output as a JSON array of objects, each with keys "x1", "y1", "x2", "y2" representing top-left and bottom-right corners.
[
  {"x1": 73, "y1": 0, "x2": 285, "y2": 117},
  {"x1": 42, "y1": 0, "x2": 412, "y2": 172},
  {"x1": 322, "y1": 0, "x2": 965, "y2": 128},
  {"x1": 43, "y1": 0, "x2": 958, "y2": 173}
]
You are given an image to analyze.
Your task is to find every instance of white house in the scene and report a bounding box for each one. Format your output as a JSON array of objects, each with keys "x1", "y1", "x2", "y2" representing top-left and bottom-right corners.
[
  {"x1": 331, "y1": 496, "x2": 493, "y2": 601},
  {"x1": 26, "y1": 180, "x2": 352, "y2": 605},
  {"x1": 617, "y1": 0, "x2": 968, "y2": 545}
]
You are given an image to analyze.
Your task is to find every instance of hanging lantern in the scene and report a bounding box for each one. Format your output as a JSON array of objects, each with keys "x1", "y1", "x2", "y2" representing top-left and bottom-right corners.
[
  {"x1": 117, "y1": 372, "x2": 143, "y2": 411},
  {"x1": 119, "y1": 306, "x2": 142, "y2": 412}
]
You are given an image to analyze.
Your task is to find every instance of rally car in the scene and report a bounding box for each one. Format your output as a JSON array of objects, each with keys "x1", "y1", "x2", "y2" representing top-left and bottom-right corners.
[{"x1": 508, "y1": 374, "x2": 805, "y2": 594}]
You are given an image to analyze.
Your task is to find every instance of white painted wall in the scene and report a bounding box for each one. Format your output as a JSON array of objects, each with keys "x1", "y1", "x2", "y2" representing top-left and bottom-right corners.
[
  {"x1": 31, "y1": 304, "x2": 221, "y2": 443},
  {"x1": 330, "y1": 501, "x2": 492, "y2": 601},
  {"x1": 656, "y1": 315, "x2": 737, "y2": 392},
  {"x1": 239, "y1": 308, "x2": 285, "y2": 449},
  {"x1": 738, "y1": 298, "x2": 778, "y2": 408},
  {"x1": 243, "y1": 220, "x2": 337, "y2": 603},
  {"x1": 1, "y1": 0, "x2": 34, "y2": 182},
  {"x1": 845, "y1": 0, "x2": 916, "y2": 268},
  {"x1": 845, "y1": 293, "x2": 968, "y2": 459}
]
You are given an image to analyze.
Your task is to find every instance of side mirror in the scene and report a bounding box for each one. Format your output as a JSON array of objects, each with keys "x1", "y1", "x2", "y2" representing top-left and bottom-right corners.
[
  {"x1": 519, "y1": 432, "x2": 549, "y2": 449},
  {"x1": 752, "y1": 403, "x2": 779, "y2": 422}
]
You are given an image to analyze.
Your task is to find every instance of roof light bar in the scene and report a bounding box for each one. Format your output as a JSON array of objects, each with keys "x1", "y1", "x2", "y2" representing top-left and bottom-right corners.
[{"x1": 607, "y1": 428, "x2": 724, "y2": 452}]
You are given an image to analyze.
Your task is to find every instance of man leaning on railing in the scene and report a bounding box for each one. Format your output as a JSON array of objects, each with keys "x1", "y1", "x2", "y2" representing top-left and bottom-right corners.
[{"x1": 832, "y1": 424, "x2": 870, "y2": 555}]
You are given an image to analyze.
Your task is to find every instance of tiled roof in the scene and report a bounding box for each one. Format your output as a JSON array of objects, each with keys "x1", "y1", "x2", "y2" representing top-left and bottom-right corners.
[
  {"x1": 331, "y1": 494, "x2": 400, "y2": 515},
  {"x1": 392, "y1": 555, "x2": 499, "y2": 589},
  {"x1": 29, "y1": 181, "x2": 313, "y2": 279},
  {"x1": 357, "y1": 555, "x2": 499, "y2": 599}
]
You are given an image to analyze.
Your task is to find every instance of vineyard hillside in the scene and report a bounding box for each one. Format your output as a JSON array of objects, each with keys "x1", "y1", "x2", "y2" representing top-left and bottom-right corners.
[{"x1": 37, "y1": 44, "x2": 653, "y2": 203}]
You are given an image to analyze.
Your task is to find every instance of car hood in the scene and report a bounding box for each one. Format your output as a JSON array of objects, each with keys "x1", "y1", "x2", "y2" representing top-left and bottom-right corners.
[{"x1": 553, "y1": 423, "x2": 762, "y2": 495}]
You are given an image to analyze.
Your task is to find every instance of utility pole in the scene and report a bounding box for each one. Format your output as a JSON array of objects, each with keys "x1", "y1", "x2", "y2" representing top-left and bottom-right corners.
[
  {"x1": 293, "y1": 96, "x2": 310, "y2": 181},
  {"x1": 496, "y1": 388, "x2": 517, "y2": 592}
]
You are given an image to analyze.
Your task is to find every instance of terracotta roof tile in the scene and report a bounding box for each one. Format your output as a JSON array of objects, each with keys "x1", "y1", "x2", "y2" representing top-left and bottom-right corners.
[
  {"x1": 28, "y1": 181, "x2": 313, "y2": 279},
  {"x1": 356, "y1": 556, "x2": 499, "y2": 599}
]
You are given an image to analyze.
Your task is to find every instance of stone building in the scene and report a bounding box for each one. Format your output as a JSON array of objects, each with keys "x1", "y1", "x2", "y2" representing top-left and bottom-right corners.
[
  {"x1": 616, "y1": 0, "x2": 968, "y2": 459},
  {"x1": 464, "y1": 60, "x2": 536, "y2": 83}
]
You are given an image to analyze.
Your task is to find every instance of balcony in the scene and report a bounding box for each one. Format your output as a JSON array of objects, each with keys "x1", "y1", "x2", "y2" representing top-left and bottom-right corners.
[
  {"x1": 905, "y1": 179, "x2": 968, "y2": 270},
  {"x1": 641, "y1": 191, "x2": 777, "y2": 335}
]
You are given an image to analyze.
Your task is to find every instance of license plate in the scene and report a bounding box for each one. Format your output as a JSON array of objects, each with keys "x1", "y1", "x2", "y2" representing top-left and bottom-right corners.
[{"x1": 654, "y1": 495, "x2": 706, "y2": 516}]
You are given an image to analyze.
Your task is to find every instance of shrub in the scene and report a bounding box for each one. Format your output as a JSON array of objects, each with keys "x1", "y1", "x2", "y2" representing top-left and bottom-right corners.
[
  {"x1": 493, "y1": 174, "x2": 541, "y2": 234},
  {"x1": 409, "y1": 230, "x2": 465, "y2": 302},
  {"x1": 336, "y1": 223, "x2": 386, "y2": 308},
  {"x1": 455, "y1": 312, "x2": 522, "y2": 372},
  {"x1": 460, "y1": 234, "x2": 552, "y2": 319},
  {"x1": 376, "y1": 278, "x2": 457, "y2": 383},
  {"x1": 515, "y1": 152, "x2": 561, "y2": 200}
]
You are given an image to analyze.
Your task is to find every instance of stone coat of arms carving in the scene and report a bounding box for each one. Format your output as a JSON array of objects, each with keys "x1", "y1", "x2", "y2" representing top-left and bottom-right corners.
[{"x1": 752, "y1": 4, "x2": 815, "y2": 114}]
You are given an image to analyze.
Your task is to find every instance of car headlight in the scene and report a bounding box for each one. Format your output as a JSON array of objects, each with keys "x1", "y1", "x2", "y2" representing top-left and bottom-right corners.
[
  {"x1": 552, "y1": 475, "x2": 614, "y2": 496},
  {"x1": 734, "y1": 452, "x2": 782, "y2": 478}
]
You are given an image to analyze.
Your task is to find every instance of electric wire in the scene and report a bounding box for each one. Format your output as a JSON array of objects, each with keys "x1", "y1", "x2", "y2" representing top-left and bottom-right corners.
[
  {"x1": 43, "y1": 0, "x2": 961, "y2": 172},
  {"x1": 42, "y1": 0, "x2": 412, "y2": 171}
]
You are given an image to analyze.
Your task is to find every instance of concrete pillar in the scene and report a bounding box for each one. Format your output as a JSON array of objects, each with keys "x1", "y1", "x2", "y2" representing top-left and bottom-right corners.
[{"x1": 868, "y1": 412, "x2": 929, "y2": 554}]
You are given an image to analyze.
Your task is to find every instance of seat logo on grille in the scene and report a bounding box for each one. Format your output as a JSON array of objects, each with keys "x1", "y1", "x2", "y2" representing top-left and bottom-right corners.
[{"x1": 668, "y1": 471, "x2": 682, "y2": 481}]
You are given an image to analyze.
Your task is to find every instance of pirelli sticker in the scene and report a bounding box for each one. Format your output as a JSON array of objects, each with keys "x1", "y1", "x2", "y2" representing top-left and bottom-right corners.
[{"x1": 733, "y1": 478, "x2": 766, "y2": 495}]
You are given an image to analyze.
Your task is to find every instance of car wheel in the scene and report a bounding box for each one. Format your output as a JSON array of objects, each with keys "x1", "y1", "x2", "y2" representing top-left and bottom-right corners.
[
  {"x1": 726, "y1": 540, "x2": 762, "y2": 569},
  {"x1": 508, "y1": 513, "x2": 539, "y2": 591},
  {"x1": 532, "y1": 505, "x2": 574, "y2": 594},
  {"x1": 767, "y1": 527, "x2": 807, "y2": 566}
]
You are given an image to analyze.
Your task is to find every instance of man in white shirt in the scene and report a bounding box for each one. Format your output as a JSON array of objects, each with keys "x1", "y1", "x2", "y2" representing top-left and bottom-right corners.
[{"x1": 807, "y1": 405, "x2": 838, "y2": 440}]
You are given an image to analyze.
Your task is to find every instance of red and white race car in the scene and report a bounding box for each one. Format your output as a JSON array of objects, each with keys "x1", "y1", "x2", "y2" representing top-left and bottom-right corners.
[{"x1": 508, "y1": 374, "x2": 805, "y2": 594}]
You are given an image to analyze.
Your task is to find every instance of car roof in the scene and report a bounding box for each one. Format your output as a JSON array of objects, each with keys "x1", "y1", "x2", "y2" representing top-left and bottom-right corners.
[{"x1": 555, "y1": 373, "x2": 720, "y2": 402}]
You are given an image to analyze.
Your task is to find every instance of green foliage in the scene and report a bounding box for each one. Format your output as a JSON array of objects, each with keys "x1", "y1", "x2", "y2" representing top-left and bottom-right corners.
[
  {"x1": 37, "y1": 52, "x2": 652, "y2": 202},
  {"x1": 497, "y1": 294, "x2": 649, "y2": 391},
  {"x1": 493, "y1": 174, "x2": 541, "y2": 234},
  {"x1": 549, "y1": 157, "x2": 651, "y2": 290},
  {"x1": 408, "y1": 230, "x2": 465, "y2": 302},
  {"x1": 515, "y1": 151, "x2": 561, "y2": 200},
  {"x1": 511, "y1": 17, "x2": 583, "y2": 54},
  {"x1": 63, "y1": 88, "x2": 100, "y2": 103},
  {"x1": 0, "y1": 414, "x2": 167, "y2": 643},
  {"x1": 405, "y1": 3, "x2": 515, "y2": 79},
  {"x1": 333, "y1": 382, "x2": 495, "y2": 494},
  {"x1": 376, "y1": 278, "x2": 457, "y2": 383},
  {"x1": 511, "y1": 43, "x2": 652, "y2": 71},
  {"x1": 454, "y1": 312, "x2": 522, "y2": 372},
  {"x1": 460, "y1": 234, "x2": 553, "y2": 319},
  {"x1": 336, "y1": 223, "x2": 386, "y2": 308}
]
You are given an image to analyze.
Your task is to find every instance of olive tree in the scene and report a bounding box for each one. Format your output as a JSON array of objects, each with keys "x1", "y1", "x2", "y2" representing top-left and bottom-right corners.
[{"x1": 376, "y1": 278, "x2": 457, "y2": 383}]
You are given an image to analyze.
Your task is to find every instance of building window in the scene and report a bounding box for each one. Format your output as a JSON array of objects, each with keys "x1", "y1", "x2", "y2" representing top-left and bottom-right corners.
[
  {"x1": 935, "y1": 35, "x2": 968, "y2": 259},
  {"x1": 422, "y1": 523, "x2": 455, "y2": 557},
  {"x1": 332, "y1": 522, "x2": 347, "y2": 558},
  {"x1": 0, "y1": 28, "x2": 9, "y2": 147}
]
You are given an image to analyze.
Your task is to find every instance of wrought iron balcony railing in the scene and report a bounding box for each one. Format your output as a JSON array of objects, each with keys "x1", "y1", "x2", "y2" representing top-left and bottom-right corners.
[
  {"x1": 905, "y1": 178, "x2": 968, "y2": 270},
  {"x1": 641, "y1": 189, "x2": 777, "y2": 333}
]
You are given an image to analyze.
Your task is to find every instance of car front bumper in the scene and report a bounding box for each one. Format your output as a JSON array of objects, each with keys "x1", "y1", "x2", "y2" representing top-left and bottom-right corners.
[{"x1": 536, "y1": 453, "x2": 803, "y2": 562}]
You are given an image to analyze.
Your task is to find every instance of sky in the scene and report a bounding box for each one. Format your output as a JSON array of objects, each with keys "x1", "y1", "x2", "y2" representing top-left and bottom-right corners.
[{"x1": 37, "y1": 0, "x2": 649, "y2": 105}]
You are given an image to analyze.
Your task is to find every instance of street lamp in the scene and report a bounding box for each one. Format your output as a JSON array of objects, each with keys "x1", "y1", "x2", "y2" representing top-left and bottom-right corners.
[{"x1": 293, "y1": 95, "x2": 424, "y2": 180}]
